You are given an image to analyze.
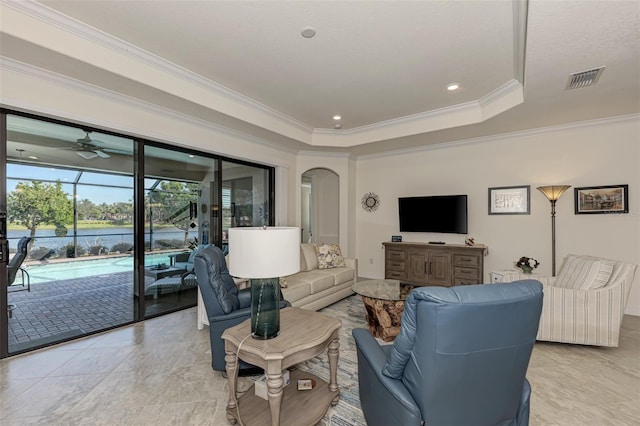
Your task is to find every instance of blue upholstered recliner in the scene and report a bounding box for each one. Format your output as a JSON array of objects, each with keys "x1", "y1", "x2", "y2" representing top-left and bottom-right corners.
[
  {"x1": 193, "y1": 245, "x2": 289, "y2": 374},
  {"x1": 352, "y1": 280, "x2": 543, "y2": 426}
]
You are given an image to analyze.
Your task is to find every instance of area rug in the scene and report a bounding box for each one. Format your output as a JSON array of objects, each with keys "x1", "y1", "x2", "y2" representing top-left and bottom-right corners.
[{"x1": 298, "y1": 294, "x2": 369, "y2": 426}]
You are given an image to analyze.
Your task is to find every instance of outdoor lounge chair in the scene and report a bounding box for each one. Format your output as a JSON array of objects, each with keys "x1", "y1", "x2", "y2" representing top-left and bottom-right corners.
[
  {"x1": 8, "y1": 237, "x2": 32, "y2": 292},
  {"x1": 145, "y1": 271, "x2": 197, "y2": 299}
]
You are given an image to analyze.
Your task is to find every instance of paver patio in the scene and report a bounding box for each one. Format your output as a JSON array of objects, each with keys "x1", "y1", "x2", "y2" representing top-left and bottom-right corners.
[{"x1": 7, "y1": 271, "x2": 196, "y2": 353}]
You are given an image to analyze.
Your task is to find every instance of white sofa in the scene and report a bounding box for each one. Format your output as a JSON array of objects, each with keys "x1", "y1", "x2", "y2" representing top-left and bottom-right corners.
[
  {"x1": 497, "y1": 254, "x2": 638, "y2": 347},
  {"x1": 281, "y1": 243, "x2": 357, "y2": 311},
  {"x1": 196, "y1": 243, "x2": 356, "y2": 329}
]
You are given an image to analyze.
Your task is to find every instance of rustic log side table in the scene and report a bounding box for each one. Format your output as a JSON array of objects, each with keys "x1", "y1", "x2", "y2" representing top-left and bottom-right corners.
[{"x1": 352, "y1": 279, "x2": 415, "y2": 342}]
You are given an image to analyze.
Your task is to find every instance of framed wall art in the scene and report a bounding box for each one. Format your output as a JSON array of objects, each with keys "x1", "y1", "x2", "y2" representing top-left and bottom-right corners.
[
  {"x1": 488, "y1": 185, "x2": 530, "y2": 215},
  {"x1": 574, "y1": 184, "x2": 629, "y2": 214}
]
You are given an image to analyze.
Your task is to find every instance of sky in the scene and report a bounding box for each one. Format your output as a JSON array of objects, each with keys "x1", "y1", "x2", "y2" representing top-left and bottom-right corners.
[{"x1": 6, "y1": 163, "x2": 134, "y2": 204}]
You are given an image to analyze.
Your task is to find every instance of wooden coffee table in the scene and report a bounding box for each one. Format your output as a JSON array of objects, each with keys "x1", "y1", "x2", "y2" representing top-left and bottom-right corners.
[
  {"x1": 352, "y1": 279, "x2": 415, "y2": 342},
  {"x1": 222, "y1": 307, "x2": 341, "y2": 426}
]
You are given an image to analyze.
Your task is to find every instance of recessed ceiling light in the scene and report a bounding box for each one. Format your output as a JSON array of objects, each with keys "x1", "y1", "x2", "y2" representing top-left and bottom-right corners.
[
  {"x1": 333, "y1": 115, "x2": 341, "y2": 121},
  {"x1": 334, "y1": 124, "x2": 342, "y2": 129},
  {"x1": 301, "y1": 27, "x2": 317, "y2": 38},
  {"x1": 188, "y1": 154, "x2": 195, "y2": 158},
  {"x1": 447, "y1": 83, "x2": 460, "y2": 91},
  {"x1": 28, "y1": 155, "x2": 38, "y2": 160}
]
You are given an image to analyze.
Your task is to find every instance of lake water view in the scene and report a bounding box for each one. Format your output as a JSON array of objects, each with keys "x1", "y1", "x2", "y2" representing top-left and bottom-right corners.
[{"x1": 7, "y1": 227, "x2": 198, "y2": 254}]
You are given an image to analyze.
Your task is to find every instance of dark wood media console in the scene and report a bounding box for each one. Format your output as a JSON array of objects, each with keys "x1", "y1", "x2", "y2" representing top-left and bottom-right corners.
[{"x1": 383, "y1": 242, "x2": 488, "y2": 287}]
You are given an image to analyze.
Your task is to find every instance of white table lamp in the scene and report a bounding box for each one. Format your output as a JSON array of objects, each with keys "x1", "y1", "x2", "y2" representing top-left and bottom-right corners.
[{"x1": 228, "y1": 227, "x2": 300, "y2": 339}]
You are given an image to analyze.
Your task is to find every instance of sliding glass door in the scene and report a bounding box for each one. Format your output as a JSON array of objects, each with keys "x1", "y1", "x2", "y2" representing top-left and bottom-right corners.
[
  {"x1": 0, "y1": 110, "x2": 275, "y2": 358},
  {"x1": 221, "y1": 160, "x2": 273, "y2": 240},
  {"x1": 142, "y1": 145, "x2": 212, "y2": 318},
  {"x1": 2, "y1": 114, "x2": 135, "y2": 355}
]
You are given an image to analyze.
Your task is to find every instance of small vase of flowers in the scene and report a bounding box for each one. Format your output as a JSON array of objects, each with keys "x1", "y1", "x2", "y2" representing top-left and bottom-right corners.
[{"x1": 515, "y1": 256, "x2": 539, "y2": 274}]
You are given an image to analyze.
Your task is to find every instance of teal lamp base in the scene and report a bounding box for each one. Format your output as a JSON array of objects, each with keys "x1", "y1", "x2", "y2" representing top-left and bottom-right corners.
[{"x1": 250, "y1": 278, "x2": 280, "y2": 339}]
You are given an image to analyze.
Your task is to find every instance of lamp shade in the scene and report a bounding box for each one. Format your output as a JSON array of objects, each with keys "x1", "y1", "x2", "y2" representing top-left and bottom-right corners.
[
  {"x1": 228, "y1": 227, "x2": 300, "y2": 278},
  {"x1": 537, "y1": 185, "x2": 571, "y2": 201}
]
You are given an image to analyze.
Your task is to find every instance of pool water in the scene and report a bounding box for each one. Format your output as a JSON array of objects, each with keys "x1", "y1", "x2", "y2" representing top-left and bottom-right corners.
[{"x1": 24, "y1": 252, "x2": 179, "y2": 283}]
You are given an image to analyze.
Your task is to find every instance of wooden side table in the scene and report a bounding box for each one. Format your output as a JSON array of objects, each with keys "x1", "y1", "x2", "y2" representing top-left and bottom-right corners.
[{"x1": 222, "y1": 307, "x2": 341, "y2": 426}]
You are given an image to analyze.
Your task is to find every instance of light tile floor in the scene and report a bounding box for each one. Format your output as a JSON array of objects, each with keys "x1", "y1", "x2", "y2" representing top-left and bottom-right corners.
[{"x1": 1, "y1": 306, "x2": 639, "y2": 425}]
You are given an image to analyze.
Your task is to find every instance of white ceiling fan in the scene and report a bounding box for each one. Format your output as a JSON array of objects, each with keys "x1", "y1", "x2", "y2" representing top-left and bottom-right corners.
[{"x1": 74, "y1": 131, "x2": 111, "y2": 159}]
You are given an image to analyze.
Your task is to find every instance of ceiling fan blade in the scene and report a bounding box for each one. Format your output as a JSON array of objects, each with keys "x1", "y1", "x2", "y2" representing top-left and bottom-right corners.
[
  {"x1": 95, "y1": 150, "x2": 111, "y2": 158},
  {"x1": 77, "y1": 150, "x2": 98, "y2": 160}
]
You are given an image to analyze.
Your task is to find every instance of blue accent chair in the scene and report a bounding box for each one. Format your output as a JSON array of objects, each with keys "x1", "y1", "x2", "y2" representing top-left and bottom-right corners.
[
  {"x1": 352, "y1": 280, "x2": 543, "y2": 426},
  {"x1": 194, "y1": 245, "x2": 289, "y2": 375}
]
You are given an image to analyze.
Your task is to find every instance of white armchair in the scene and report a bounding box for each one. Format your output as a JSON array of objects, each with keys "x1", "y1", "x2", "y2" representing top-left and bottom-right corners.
[{"x1": 497, "y1": 254, "x2": 638, "y2": 347}]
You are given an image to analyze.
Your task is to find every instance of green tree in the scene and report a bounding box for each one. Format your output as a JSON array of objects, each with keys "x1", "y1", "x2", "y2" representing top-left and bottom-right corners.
[
  {"x1": 112, "y1": 201, "x2": 134, "y2": 223},
  {"x1": 76, "y1": 198, "x2": 96, "y2": 220},
  {"x1": 149, "y1": 181, "x2": 198, "y2": 243},
  {"x1": 7, "y1": 180, "x2": 74, "y2": 242}
]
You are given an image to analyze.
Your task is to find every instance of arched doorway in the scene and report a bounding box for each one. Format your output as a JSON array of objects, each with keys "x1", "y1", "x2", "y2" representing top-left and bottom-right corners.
[{"x1": 301, "y1": 168, "x2": 339, "y2": 244}]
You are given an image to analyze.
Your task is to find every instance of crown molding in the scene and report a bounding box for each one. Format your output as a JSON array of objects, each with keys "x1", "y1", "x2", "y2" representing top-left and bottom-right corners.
[
  {"x1": 314, "y1": 99, "x2": 480, "y2": 137},
  {"x1": 0, "y1": 57, "x2": 301, "y2": 158},
  {"x1": 2, "y1": 0, "x2": 528, "y2": 148},
  {"x1": 311, "y1": 80, "x2": 523, "y2": 147},
  {"x1": 297, "y1": 150, "x2": 352, "y2": 159},
  {"x1": 7, "y1": 54, "x2": 634, "y2": 164},
  {"x1": 357, "y1": 113, "x2": 640, "y2": 160},
  {"x1": 2, "y1": 0, "x2": 313, "y2": 135},
  {"x1": 513, "y1": 0, "x2": 528, "y2": 84}
]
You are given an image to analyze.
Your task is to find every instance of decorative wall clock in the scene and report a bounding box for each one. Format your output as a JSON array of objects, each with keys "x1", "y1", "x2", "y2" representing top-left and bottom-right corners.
[{"x1": 361, "y1": 192, "x2": 380, "y2": 212}]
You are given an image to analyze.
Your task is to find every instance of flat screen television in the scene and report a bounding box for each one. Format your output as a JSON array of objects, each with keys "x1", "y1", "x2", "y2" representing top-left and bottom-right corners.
[{"x1": 398, "y1": 195, "x2": 468, "y2": 234}]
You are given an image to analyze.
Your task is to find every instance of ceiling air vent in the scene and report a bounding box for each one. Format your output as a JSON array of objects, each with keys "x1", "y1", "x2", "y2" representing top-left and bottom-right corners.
[{"x1": 565, "y1": 66, "x2": 605, "y2": 90}]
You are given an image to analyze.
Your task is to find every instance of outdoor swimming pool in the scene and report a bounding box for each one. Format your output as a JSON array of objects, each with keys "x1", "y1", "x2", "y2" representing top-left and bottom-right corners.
[{"x1": 23, "y1": 252, "x2": 179, "y2": 283}]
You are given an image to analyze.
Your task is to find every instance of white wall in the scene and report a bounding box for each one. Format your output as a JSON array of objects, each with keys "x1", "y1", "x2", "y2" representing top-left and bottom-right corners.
[{"x1": 355, "y1": 116, "x2": 640, "y2": 315}]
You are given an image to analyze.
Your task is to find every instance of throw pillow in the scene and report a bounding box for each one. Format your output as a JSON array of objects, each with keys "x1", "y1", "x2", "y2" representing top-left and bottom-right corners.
[
  {"x1": 556, "y1": 255, "x2": 614, "y2": 290},
  {"x1": 314, "y1": 243, "x2": 346, "y2": 269}
]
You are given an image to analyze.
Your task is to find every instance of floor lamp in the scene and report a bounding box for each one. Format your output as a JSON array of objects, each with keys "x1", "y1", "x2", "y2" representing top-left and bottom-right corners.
[
  {"x1": 228, "y1": 226, "x2": 300, "y2": 339},
  {"x1": 537, "y1": 185, "x2": 571, "y2": 276}
]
